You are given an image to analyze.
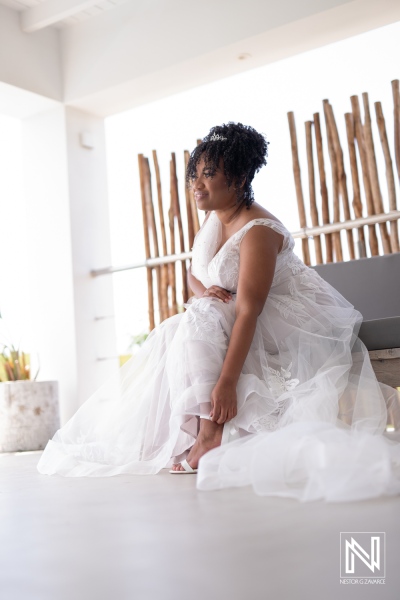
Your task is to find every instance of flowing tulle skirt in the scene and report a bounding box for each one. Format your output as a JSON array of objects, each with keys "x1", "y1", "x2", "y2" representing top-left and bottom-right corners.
[{"x1": 37, "y1": 284, "x2": 400, "y2": 502}]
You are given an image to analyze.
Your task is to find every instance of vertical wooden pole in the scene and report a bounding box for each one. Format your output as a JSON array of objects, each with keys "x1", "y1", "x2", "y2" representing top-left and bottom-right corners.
[
  {"x1": 152, "y1": 150, "x2": 169, "y2": 322},
  {"x1": 183, "y1": 151, "x2": 196, "y2": 300},
  {"x1": 170, "y1": 152, "x2": 189, "y2": 304},
  {"x1": 322, "y1": 101, "x2": 343, "y2": 262},
  {"x1": 362, "y1": 92, "x2": 392, "y2": 254},
  {"x1": 138, "y1": 154, "x2": 155, "y2": 331},
  {"x1": 190, "y1": 150, "x2": 201, "y2": 234},
  {"x1": 168, "y1": 161, "x2": 178, "y2": 316},
  {"x1": 305, "y1": 121, "x2": 323, "y2": 263},
  {"x1": 324, "y1": 101, "x2": 355, "y2": 259},
  {"x1": 143, "y1": 157, "x2": 163, "y2": 326},
  {"x1": 184, "y1": 149, "x2": 200, "y2": 240},
  {"x1": 344, "y1": 113, "x2": 366, "y2": 257},
  {"x1": 350, "y1": 95, "x2": 379, "y2": 256},
  {"x1": 183, "y1": 154, "x2": 195, "y2": 250},
  {"x1": 375, "y1": 102, "x2": 400, "y2": 253},
  {"x1": 392, "y1": 80, "x2": 400, "y2": 187},
  {"x1": 313, "y1": 112, "x2": 333, "y2": 262},
  {"x1": 287, "y1": 112, "x2": 311, "y2": 265}
]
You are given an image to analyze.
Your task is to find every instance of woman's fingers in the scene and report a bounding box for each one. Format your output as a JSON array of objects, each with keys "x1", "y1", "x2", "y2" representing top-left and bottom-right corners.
[
  {"x1": 210, "y1": 409, "x2": 220, "y2": 422},
  {"x1": 210, "y1": 403, "x2": 235, "y2": 423},
  {"x1": 212, "y1": 406, "x2": 226, "y2": 424},
  {"x1": 216, "y1": 287, "x2": 232, "y2": 301},
  {"x1": 204, "y1": 286, "x2": 232, "y2": 303}
]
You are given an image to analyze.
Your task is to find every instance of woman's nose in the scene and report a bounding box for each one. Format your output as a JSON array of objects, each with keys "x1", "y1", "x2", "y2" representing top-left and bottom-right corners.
[{"x1": 193, "y1": 179, "x2": 206, "y2": 191}]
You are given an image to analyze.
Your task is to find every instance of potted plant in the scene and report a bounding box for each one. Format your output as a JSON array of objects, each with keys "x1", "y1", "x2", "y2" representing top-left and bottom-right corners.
[{"x1": 0, "y1": 316, "x2": 60, "y2": 453}]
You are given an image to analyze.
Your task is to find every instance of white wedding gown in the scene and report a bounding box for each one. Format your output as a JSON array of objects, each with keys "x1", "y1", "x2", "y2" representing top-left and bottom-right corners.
[{"x1": 37, "y1": 210, "x2": 400, "y2": 502}]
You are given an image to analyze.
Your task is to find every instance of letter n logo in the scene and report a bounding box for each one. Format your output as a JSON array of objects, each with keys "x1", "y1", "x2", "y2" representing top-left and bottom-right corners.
[{"x1": 340, "y1": 532, "x2": 385, "y2": 579}]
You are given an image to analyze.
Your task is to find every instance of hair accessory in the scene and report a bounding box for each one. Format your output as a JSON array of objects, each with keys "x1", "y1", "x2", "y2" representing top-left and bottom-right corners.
[{"x1": 209, "y1": 133, "x2": 227, "y2": 141}]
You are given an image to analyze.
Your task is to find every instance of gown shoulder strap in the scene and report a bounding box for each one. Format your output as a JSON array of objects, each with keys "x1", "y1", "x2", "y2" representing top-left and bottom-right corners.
[{"x1": 237, "y1": 218, "x2": 294, "y2": 252}]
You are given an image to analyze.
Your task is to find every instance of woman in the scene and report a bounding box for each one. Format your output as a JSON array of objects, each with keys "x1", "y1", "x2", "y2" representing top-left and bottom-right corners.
[{"x1": 37, "y1": 122, "x2": 400, "y2": 502}]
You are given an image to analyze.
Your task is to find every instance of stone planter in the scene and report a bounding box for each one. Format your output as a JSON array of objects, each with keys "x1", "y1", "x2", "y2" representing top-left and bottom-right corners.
[{"x1": 0, "y1": 381, "x2": 60, "y2": 452}]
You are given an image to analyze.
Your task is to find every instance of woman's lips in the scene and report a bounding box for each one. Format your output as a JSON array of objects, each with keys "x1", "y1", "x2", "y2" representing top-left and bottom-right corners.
[{"x1": 195, "y1": 193, "x2": 208, "y2": 200}]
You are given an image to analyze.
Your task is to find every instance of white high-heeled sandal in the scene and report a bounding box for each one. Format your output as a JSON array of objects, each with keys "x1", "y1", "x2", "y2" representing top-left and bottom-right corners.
[{"x1": 169, "y1": 458, "x2": 198, "y2": 474}]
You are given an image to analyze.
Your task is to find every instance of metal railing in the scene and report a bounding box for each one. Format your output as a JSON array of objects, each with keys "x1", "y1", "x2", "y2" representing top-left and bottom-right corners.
[{"x1": 91, "y1": 211, "x2": 400, "y2": 277}]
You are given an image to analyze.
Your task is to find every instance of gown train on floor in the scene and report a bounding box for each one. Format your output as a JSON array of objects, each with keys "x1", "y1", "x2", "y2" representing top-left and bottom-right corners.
[{"x1": 37, "y1": 210, "x2": 400, "y2": 503}]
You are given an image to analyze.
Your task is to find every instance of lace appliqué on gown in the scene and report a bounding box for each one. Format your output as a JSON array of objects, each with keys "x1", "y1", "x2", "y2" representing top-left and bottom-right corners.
[
  {"x1": 252, "y1": 364, "x2": 300, "y2": 432},
  {"x1": 184, "y1": 298, "x2": 228, "y2": 346},
  {"x1": 267, "y1": 363, "x2": 300, "y2": 395}
]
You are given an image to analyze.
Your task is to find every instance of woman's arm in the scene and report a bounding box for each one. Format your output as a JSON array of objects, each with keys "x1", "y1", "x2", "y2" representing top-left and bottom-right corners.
[
  {"x1": 209, "y1": 225, "x2": 283, "y2": 424},
  {"x1": 187, "y1": 265, "x2": 207, "y2": 298},
  {"x1": 188, "y1": 266, "x2": 232, "y2": 302}
]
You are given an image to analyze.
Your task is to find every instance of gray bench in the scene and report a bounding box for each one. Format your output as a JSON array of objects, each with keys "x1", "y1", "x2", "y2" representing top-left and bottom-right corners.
[{"x1": 313, "y1": 253, "x2": 400, "y2": 389}]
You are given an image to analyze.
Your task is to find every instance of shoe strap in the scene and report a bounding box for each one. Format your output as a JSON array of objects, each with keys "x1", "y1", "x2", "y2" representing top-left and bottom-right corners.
[{"x1": 181, "y1": 458, "x2": 196, "y2": 472}]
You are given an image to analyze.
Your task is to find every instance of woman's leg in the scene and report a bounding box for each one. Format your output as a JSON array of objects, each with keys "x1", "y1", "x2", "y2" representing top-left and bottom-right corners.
[{"x1": 170, "y1": 416, "x2": 224, "y2": 471}]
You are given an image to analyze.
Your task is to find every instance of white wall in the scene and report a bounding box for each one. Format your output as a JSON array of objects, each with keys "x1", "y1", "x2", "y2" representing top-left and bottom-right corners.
[
  {"x1": 0, "y1": 5, "x2": 62, "y2": 101},
  {"x1": 22, "y1": 107, "x2": 78, "y2": 424},
  {"x1": 17, "y1": 104, "x2": 118, "y2": 424},
  {"x1": 65, "y1": 107, "x2": 119, "y2": 408},
  {"x1": 0, "y1": 115, "x2": 30, "y2": 349}
]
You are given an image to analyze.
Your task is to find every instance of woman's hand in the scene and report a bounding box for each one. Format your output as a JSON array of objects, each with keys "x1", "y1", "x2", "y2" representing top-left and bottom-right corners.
[
  {"x1": 209, "y1": 378, "x2": 237, "y2": 424},
  {"x1": 202, "y1": 285, "x2": 232, "y2": 303}
]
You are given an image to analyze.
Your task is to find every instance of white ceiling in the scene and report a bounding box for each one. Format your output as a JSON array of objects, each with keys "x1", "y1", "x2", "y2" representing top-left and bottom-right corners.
[
  {"x1": 0, "y1": 0, "x2": 400, "y2": 117},
  {"x1": 0, "y1": 0, "x2": 127, "y2": 30}
]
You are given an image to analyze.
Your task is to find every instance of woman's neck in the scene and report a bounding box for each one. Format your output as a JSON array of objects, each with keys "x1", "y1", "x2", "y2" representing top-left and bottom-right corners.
[{"x1": 214, "y1": 202, "x2": 246, "y2": 227}]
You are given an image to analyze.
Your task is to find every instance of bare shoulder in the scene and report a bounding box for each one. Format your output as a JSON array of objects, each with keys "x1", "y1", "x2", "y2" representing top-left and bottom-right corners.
[
  {"x1": 239, "y1": 222, "x2": 283, "y2": 255},
  {"x1": 237, "y1": 202, "x2": 284, "y2": 228},
  {"x1": 241, "y1": 205, "x2": 284, "y2": 253}
]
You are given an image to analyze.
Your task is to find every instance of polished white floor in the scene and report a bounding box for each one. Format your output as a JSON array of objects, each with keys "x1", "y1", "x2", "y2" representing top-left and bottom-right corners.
[{"x1": 1, "y1": 450, "x2": 399, "y2": 600}]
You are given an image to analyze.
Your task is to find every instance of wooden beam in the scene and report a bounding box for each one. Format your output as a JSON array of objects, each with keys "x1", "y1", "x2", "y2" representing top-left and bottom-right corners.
[{"x1": 21, "y1": 0, "x2": 102, "y2": 33}]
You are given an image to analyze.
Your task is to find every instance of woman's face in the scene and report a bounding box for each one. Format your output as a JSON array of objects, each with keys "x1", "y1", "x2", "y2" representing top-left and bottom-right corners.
[{"x1": 190, "y1": 154, "x2": 243, "y2": 212}]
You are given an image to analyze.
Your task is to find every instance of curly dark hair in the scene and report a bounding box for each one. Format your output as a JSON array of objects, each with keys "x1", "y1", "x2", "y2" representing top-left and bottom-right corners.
[{"x1": 185, "y1": 122, "x2": 269, "y2": 209}]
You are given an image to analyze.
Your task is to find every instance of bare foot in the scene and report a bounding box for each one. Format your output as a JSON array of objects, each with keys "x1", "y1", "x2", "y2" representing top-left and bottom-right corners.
[{"x1": 171, "y1": 418, "x2": 224, "y2": 471}]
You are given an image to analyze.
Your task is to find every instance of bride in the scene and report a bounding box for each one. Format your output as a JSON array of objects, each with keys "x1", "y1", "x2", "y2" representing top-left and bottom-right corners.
[{"x1": 37, "y1": 122, "x2": 400, "y2": 502}]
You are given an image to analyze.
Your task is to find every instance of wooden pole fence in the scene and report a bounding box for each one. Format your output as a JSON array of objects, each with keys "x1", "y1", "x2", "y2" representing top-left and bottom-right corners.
[
  {"x1": 362, "y1": 92, "x2": 392, "y2": 254},
  {"x1": 305, "y1": 120, "x2": 323, "y2": 263},
  {"x1": 152, "y1": 150, "x2": 169, "y2": 322},
  {"x1": 313, "y1": 112, "x2": 333, "y2": 262},
  {"x1": 287, "y1": 111, "x2": 311, "y2": 265},
  {"x1": 350, "y1": 95, "x2": 379, "y2": 256},
  {"x1": 290, "y1": 81, "x2": 400, "y2": 263},
  {"x1": 324, "y1": 100, "x2": 355, "y2": 259},
  {"x1": 138, "y1": 154, "x2": 156, "y2": 331},
  {"x1": 323, "y1": 100, "x2": 343, "y2": 262},
  {"x1": 344, "y1": 112, "x2": 367, "y2": 258},
  {"x1": 170, "y1": 152, "x2": 189, "y2": 304},
  {"x1": 375, "y1": 102, "x2": 400, "y2": 253},
  {"x1": 392, "y1": 79, "x2": 400, "y2": 188}
]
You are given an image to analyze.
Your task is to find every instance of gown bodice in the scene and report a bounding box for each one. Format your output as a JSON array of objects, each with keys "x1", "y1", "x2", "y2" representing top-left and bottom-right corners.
[{"x1": 191, "y1": 210, "x2": 300, "y2": 293}]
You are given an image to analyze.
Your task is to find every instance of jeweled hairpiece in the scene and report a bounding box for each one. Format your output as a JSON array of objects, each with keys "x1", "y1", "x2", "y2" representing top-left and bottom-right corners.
[{"x1": 209, "y1": 133, "x2": 227, "y2": 141}]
